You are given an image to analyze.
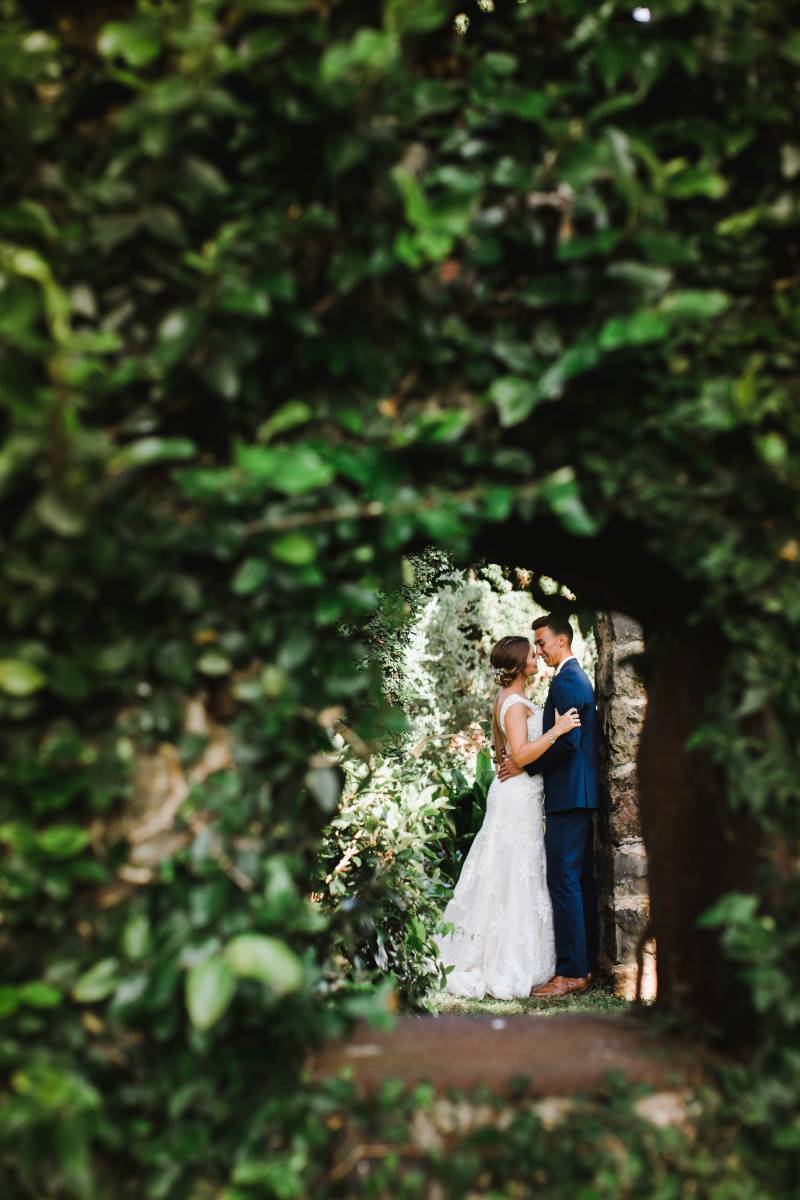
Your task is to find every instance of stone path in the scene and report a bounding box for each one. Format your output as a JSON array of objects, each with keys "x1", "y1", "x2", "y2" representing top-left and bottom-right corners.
[{"x1": 311, "y1": 1012, "x2": 709, "y2": 1096}]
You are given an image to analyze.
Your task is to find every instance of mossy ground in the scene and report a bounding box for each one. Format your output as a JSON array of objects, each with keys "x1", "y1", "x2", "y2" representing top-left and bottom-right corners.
[{"x1": 427, "y1": 983, "x2": 638, "y2": 1018}]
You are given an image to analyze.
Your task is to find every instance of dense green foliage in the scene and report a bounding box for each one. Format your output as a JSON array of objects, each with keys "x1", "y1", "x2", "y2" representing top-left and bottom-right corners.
[
  {"x1": 270, "y1": 1072, "x2": 783, "y2": 1200},
  {"x1": 319, "y1": 750, "x2": 452, "y2": 1007},
  {"x1": 1, "y1": 0, "x2": 799, "y2": 1194},
  {"x1": 435, "y1": 749, "x2": 495, "y2": 886}
]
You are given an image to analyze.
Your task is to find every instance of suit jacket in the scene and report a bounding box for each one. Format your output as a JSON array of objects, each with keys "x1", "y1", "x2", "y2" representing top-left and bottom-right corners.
[{"x1": 524, "y1": 658, "x2": 599, "y2": 815}]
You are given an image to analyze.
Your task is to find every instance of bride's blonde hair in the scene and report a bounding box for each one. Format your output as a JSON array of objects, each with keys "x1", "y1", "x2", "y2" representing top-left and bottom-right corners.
[{"x1": 490, "y1": 636, "x2": 530, "y2": 754}]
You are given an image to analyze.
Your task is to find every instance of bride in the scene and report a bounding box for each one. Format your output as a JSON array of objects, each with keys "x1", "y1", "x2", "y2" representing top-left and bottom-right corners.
[{"x1": 434, "y1": 635, "x2": 581, "y2": 999}]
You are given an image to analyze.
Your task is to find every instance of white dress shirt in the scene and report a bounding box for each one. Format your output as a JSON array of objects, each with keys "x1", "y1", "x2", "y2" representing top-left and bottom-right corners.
[{"x1": 551, "y1": 655, "x2": 577, "y2": 726}]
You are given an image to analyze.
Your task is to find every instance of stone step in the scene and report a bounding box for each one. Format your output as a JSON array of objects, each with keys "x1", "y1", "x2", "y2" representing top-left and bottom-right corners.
[{"x1": 311, "y1": 1012, "x2": 707, "y2": 1096}]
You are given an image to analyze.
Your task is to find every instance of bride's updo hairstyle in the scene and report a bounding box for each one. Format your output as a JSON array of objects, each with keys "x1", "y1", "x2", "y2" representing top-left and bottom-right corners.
[{"x1": 490, "y1": 636, "x2": 530, "y2": 687}]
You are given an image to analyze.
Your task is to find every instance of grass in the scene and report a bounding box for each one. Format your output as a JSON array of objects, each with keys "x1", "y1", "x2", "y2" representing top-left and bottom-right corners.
[{"x1": 427, "y1": 984, "x2": 637, "y2": 1018}]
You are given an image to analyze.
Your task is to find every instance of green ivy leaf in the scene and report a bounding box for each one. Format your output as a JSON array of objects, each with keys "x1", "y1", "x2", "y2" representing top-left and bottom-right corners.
[
  {"x1": 97, "y1": 20, "x2": 161, "y2": 67},
  {"x1": 72, "y1": 958, "x2": 120, "y2": 1003},
  {"x1": 715, "y1": 208, "x2": 762, "y2": 238},
  {"x1": 182, "y1": 157, "x2": 230, "y2": 197},
  {"x1": 35, "y1": 825, "x2": 91, "y2": 858},
  {"x1": 780, "y1": 144, "x2": 800, "y2": 179},
  {"x1": 598, "y1": 310, "x2": 669, "y2": 351},
  {"x1": 206, "y1": 354, "x2": 241, "y2": 399},
  {"x1": 698, "y1": 892, "x2": 759, "y2": 929},
  {"x1": 0, "y1": 988, "x2": 20, "y2": 1019},
  {"x1": 482, "y1": 486, "x2": 514, "y2": 522},
  {"x1": 225, "y1": 935, "x2": 303, "y2": 996},
  {"x1": 0, "y1": 659, "x2": 46, "y2": 696},
  {"x1": 0, "y1": 823, "x2": 36, "y2": 852},
  {"x1": 239, "y1": 0, "x2": 316, "y2": 12},
  {"x1": 232, "y1": 558, "x2": 270, "y2": 595},
  {"x1": 260, "y1": 665, "x2": 288, "y2": 697},
  {"x1": 114, "y1": 437, "x2": 196, "y2": 469},
  {"x1": 780, "y1": 30, "x2": 800, "y2": 65},
  {"x1": 256, "y1": 401, "x2": 312, "y2": 443},
  {"x1": 155, "y1": 308, "x2": 201, "y2": 368},
  {"x1": 321, "y1": 28, "x2": 399, "y2": 84},
  {"x1": 33, "y1": 490, "x2": 86, "y2": 537},
  {"x1": 277, "y1": 631, "x2": 313, "y2": 671},
  {"x1": 493, "y1": 89, "x2": 547, "y2": 120},
  {"x1": 19, "y1": 982, "x2": 62, "y2": 1009},
  {"x1": 540, "y1": 468, "x2": 599, "y2": 537},
  {"x1": 415, "y1": 409, "x2": 471, "y2": 443},
  {"x1": 270, "y1": 533, "x2": 316, "y2": 565},
  {"x1": 197, "y1": 651, "x2": 231, "y2": 676},
  {"x1": 487, "y1": 376, "x2": 538, "y2": 428},
  {"x1": 385, "y1": 0, "x2": 449, "y2": 35},
  {"x1": 239, "y1": 29, "x2": 287, "y2": 62},
  {"x1": 341, "y1": 979, "x2": 397, "y2": 1030},
  {"x1": 606, "y1": 261, "x2": 673, "y2": 293},
  {"x1": 186, "y1": 957, "x2": 236, "y2": 1031},
  {"x1": 215, "y1": 281, "x2": 270, "y2": 317},
  {"x1": 666, "y1": 167, "x2": 728, "y2": 200},
  {"x1": 659, "y1": 290, "x2": 730, "y2": 319},
  {"x1": 556, "y1": 229, "x2": 621, "y2": 261},
  {"x1": 756, "y1": 432, "x2": 787, "y2": 467},
  {"x1": 236, "y1": 444, "x2": 335, "y2": 493},
  {"x1": 122, "y1": 913, "x2": 151, "y2": 961}
]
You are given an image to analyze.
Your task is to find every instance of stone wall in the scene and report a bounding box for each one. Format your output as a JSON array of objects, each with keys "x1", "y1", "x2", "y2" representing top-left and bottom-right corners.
[{"x1": 594, "y1": 613, "x2": 655, "y2": 999}]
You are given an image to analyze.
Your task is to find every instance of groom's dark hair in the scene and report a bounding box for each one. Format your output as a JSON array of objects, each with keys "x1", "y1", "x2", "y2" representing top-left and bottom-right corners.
[{"x1": 531, "y1": 613, "x2": 574, "y2": 645}]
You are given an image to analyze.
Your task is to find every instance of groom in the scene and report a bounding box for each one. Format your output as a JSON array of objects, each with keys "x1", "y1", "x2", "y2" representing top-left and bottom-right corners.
[{"x1": 499, "y1": 614, "x2": 599, "y2": 998}]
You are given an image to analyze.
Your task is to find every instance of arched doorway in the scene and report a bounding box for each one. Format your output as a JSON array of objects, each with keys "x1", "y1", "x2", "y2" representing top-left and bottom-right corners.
[
  {"x1": 327, "y1": 559, "x2": 656, "y2": 1006},
  {"x1": 458, "y1": 516, "x2": 761, "y2": 1037}
]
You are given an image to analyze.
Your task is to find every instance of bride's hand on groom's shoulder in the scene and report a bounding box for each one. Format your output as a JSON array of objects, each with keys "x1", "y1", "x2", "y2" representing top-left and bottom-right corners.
[{"x1": 554, "y1": 706, "x2": 581, "y2": 736}]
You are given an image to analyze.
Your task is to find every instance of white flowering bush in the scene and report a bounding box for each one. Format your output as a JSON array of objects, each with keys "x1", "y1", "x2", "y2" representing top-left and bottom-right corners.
[{"x1": 400, "y1": 566, "x2": 595, "y2": 775}]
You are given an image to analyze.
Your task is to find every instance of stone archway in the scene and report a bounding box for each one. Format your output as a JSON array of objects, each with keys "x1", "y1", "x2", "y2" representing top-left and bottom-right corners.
[
  {"x1": 468, "y1": 515, "x2": 760, "y2": 1038},
  {"x1": 594, "y1": 613, "x2": 654, "y2": 999}
]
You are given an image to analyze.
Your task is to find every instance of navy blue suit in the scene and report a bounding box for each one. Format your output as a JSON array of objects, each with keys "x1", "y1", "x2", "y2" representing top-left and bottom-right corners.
[{"x1": 525, "y1": 658, "x2": 599, "y2": 978}]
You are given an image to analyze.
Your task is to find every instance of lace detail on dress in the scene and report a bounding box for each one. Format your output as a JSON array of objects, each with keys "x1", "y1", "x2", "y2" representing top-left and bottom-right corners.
[{"x1": 433, "y1": 693, "x2": 555, "y2": 1000}]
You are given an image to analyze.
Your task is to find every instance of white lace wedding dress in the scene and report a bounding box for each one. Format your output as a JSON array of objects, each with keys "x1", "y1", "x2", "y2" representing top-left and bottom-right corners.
[{"x1": 434, "y1": 694, "x2": 556, "y2": 999}]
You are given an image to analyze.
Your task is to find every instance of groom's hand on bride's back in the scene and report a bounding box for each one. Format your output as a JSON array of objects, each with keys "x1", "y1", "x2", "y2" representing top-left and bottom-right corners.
[{"x1": 497, "y1": 750, "x2": 523, "y2": 782}]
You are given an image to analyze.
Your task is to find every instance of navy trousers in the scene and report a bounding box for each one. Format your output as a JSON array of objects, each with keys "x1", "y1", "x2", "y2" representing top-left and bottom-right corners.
[{"x1": 544, "y1": 808, "x2": 598, "y2": 979}]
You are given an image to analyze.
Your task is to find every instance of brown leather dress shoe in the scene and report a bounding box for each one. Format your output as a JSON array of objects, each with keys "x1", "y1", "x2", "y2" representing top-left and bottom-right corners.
[{"x1": 530, "y1": 974, "x2": 589, "y2": 999}]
